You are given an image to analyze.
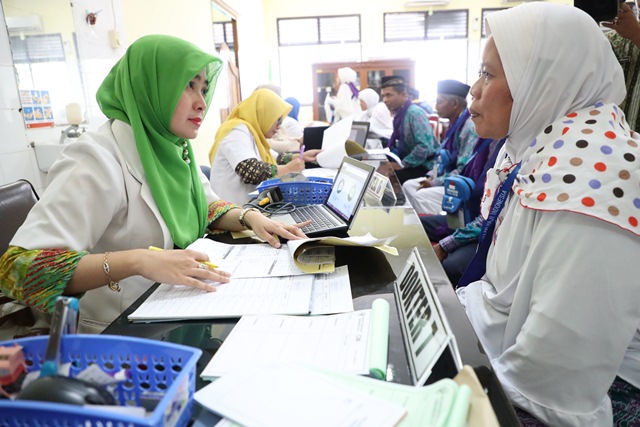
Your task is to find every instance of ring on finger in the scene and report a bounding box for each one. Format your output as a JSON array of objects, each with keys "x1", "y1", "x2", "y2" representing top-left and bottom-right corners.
[{"x1": 197, "y1": 263, "x2": 207, "y2": 269}]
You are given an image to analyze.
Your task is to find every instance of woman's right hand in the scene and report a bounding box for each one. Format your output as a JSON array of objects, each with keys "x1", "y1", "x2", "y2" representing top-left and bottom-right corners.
[
  {"x1": 284, "y1": 157, "x2": 305, "y2": 174},
  {"x1": 139, "y1": 248, "x2": 230, "y2": 291}
]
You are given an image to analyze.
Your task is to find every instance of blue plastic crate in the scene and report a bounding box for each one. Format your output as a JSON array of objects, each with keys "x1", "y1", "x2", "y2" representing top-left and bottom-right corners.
[
  {"x1": 0, "y1": 334, "x2": 201, "y2": 427},
  {"x1": 257, "y1": 176, "x2": 333, "y2": 205}
]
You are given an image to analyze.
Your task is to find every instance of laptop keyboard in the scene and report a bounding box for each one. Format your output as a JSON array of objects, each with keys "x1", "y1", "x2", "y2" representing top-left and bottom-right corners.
[{"x1": 290, "y1": 205, "x2": 342, "y2": 232}]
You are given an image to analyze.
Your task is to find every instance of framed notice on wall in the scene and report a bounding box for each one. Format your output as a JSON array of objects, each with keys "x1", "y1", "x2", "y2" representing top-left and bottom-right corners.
[{"x1": 20, "y1": 89, "x2": 55, "y2": 129}]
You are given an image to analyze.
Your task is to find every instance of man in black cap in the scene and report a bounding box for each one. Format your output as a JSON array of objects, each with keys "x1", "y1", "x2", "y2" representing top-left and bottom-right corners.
[
  {"x1": 381, "y1": 75, "x2": 439, "y2": 183},
  {"x1": 402, "y1": 79, "x2": 480, "y2": 214}
]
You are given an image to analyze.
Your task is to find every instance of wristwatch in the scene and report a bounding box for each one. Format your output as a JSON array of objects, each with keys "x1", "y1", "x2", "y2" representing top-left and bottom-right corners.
[{"x1": 238, "y1": 207, "x2": 260, "y2": 230}]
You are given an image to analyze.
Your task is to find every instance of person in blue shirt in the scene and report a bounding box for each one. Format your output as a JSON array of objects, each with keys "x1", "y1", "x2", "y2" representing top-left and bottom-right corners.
[
  {"x1": 420, "y1": 138, "x2": 505, "y2": 287},
  {"x1": 403, "y1": 79, "x2": 479, "y2": 214},
  {"x1": 381, "y1": 75, "x2": 439, "y2": 184}
]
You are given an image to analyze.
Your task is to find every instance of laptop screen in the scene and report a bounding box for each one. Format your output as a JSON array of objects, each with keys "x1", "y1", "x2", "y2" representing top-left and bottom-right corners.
[
  {"x1": 325, "y1": 157, "x2": 374, "y2": 222},
  {"x1": 348, "y1": 121, "x2": 370, "y2": 147}
]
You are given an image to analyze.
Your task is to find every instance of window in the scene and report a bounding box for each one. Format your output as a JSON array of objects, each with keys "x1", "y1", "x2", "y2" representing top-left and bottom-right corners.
[
  {"x1": 9, "y1": 33, "x2": 83, "y2": 125},
  {"x1": 278, "y1": 15, "x2": 361, "y2": 103},
  {"x1": 384, "y1": 10, "x2": 468, "y2": 42},
  {"x1": 277, "y1": 15, "x2": 360, "y2": 46},
  {"x1": 213, "y1": 21, "x2": 235, "y2": 50},
  {"x1": 382, "y1": 10, "x2": 469, "y2": 104},
  {"x1": 9, "y1": 34, "x2": 65, "y2": 63},
  {"x1": 481, "y1": 8, "x2": 508, "y2": 38}
]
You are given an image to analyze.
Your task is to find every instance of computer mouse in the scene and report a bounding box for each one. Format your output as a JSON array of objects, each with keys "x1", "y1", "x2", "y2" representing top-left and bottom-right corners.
[{"x1": 16, "y1": 375, "x2": 116, "y2": 406}]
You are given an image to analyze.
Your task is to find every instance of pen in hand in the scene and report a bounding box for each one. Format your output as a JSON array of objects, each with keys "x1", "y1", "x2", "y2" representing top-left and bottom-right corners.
[{"x1": 148, "y1": 246, "x2": 218, "y2": 269}]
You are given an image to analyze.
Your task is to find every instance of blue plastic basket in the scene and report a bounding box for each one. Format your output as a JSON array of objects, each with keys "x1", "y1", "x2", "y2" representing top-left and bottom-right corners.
[
  {"x1": 257, "y1": 176, "x2": 333, "y2": 205},
  {"x1": 0, "y1": 334, "x2": 201, "y2": 427}
]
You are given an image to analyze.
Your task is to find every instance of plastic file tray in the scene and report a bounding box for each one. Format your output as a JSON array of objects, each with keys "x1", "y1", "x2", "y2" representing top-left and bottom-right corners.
[
  {"x1": 0, "y1": 334, "x2": 201, "y2": 427},
  {"x1": 257, "y1": 176, "x2": 333, "y2": 205}
]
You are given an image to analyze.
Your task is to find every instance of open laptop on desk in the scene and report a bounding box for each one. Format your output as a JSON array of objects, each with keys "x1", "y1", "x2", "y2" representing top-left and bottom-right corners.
[
  {"x1": 349, "y1": 121, "x2": 370, "y2": 147},
  {"x1": 272, "y1": 156, "x2": 375, "y2": 237}
]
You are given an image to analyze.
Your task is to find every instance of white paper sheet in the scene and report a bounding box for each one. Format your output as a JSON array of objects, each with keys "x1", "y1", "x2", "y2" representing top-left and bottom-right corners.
[
  {"x1": 201, "y1": 310, "x2": 374, "y2": 379},
  {"x1": 187, "y1": 238, "x2": 305, "y2": 278},
  {"x1": 195, "y1": 361, "x2": 407, "y2": 427},
  {"x1": 128, "y1": 266, "x2": 353, "y2": 322},
  {"x1": 316, "y1": 116, "x2": 353, "y2": 168}
]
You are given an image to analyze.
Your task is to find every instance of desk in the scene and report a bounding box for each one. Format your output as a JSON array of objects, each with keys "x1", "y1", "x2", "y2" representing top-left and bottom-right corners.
[{"x1": 103, "y1": 172, "x2": 520, "y2": 426}]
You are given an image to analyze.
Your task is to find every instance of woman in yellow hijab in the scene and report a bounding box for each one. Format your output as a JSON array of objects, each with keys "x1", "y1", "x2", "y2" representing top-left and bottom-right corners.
[{"x1": 209, "y1": 88, "x2": 320, "y2": 205}]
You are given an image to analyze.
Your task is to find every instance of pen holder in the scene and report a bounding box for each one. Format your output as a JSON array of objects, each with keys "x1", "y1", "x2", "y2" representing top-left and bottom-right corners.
[{"x1": 257, "y1": 177, "x2": 333, "y2": 205}]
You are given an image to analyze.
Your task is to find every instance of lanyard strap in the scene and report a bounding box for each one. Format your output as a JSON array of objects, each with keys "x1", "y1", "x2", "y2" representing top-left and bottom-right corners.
[{"x1": 457, "y1": 163, "x2": 521, "y2": 288}]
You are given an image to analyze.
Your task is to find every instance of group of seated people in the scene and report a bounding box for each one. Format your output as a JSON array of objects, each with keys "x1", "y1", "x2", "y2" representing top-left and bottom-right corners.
[{"x1": 0, "y1": 3, "x2": 639, "y2": 426}]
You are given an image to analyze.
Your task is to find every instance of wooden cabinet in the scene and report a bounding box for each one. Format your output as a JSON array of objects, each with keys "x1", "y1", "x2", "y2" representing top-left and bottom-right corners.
[{"x1": 312, "y1": 59, "x2": 415, "y2": 121}]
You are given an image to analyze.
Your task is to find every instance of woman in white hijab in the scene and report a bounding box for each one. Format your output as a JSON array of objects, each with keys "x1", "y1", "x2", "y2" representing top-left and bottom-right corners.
[
  {"x1": 457, "y1": 3, "x2": 640, "y2": 426},
  {"x1": 332, "y1": 67, "x2": 362, "y2": 122},
  {"x1": 357, "y1": 88, "x2": 393, "y2": 141}
]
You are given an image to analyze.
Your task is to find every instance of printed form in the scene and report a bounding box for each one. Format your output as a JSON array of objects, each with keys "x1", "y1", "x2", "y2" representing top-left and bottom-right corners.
[
  {"x1": 187, "y1": 239, "x2": 305, "y2": 278},
  {"x1": 128, "y1": 266, "x2": 353, "y2": 322},
  {"x1": 201, "y1": 310, "x2": 373, "y2": 378}
]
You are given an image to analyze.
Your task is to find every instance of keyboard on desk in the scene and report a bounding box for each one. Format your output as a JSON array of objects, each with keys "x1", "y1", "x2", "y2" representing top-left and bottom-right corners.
[{"x1": 290, "y1": 205, "x2": 343, "y2": 233}]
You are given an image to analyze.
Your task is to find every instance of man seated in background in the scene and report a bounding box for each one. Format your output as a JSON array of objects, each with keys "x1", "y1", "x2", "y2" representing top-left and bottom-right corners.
[
  {"x1": 421, "y1": 138, "x2": 505, "y2": 287},
  {"x1": 408, "y1": 87, "x2": 434, "y2": 115},
  {"x1": 402, "y1": 79, "x2": 478, "y2": 214},
  {"x1": 381, "y1": 75, "x2": 439, "y2": 183}
]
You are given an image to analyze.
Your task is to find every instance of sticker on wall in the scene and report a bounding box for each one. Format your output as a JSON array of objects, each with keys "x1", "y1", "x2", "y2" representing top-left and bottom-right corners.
[{"x1": 20, "y1": 89, "x2": 55, "y2": 129}]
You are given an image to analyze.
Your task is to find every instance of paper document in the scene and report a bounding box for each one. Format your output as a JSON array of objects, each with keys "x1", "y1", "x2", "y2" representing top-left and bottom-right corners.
[
  {"x1": 201, "y1": 298, "x2": 391, "y2": 380},
  {"x1": 319, "y1": 367, "x2": 471, "y2": 427},
  {"x1": 367, "y1": 147, "x2": 404, "y2": 167},
  {"x1": 316, "y1": 117, "x2": 366, "y2": 168},
  {"x1": 287, "y1": 233, "x2": 398, "y2": 273},
  {"x1": 128, "y1": 266, "x2": 353, "y2": 322},
  {"x1": 302, "y1": 167, "x2": 337, "y2": 179},
  {"x1": 195, "y1": 361, "x2": 407, "y2": 427},
  {"x1": 187, "y1": 238, "x2": 304, "y2": 278},
  {"x1": 199, "y1": 364, "x2": 477, "y2": 427}
]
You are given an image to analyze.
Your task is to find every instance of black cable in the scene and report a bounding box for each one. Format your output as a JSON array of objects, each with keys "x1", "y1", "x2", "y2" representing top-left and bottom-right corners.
[{"x1": 242, "y1": 201, "x2": 297, "y2": 217}]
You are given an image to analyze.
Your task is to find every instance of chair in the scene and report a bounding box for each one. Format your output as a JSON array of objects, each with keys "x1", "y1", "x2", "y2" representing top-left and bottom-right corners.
[
  {"x1": 0, "y1": 179, "x2": 43, "y2": 339},
  {"x1": 0, "y1": 179, "x2": 39, "y2": 255},
  {"x1": 200, "y1": 165, "x2": 211, "y2": 180}
]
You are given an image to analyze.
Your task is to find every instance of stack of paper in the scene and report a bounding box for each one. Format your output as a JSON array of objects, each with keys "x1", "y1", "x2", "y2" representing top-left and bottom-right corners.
[
  {"x1": 194, "y1": 360, "x2": 472, "y2": 427},
  {"x1": 200, "y1": 299, "x2": 391, "y2": 380}
]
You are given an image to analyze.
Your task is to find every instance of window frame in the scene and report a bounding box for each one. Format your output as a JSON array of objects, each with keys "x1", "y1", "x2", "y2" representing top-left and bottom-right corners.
[{"x1": 277, "y1": 14, "x2": 361, "y2": 47}]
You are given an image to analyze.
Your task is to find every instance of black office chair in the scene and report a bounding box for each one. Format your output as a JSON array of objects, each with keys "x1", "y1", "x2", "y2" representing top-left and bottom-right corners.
[
  {"x1": 0, "y1": 179, "x2": 44, "y2": 338},
  {"x1": 0, "y1": 179, "x2": 39, "y2": 255}
]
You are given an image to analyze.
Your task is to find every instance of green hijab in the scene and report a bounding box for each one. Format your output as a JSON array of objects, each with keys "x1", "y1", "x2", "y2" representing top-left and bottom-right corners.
[{"x1": 96, "y1": 35, "x2": 222, "y2": 248}]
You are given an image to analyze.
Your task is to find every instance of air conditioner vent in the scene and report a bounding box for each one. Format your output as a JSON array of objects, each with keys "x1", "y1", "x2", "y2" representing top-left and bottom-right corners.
[{"x1": 6, "y1": 15, "x2": 43, "y2": 33}]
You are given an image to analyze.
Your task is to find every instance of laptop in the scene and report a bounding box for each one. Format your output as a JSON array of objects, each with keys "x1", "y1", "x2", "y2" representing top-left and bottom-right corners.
[
  {"x1": 302, "y1": 126, "x2": 329, "y2": 151},
  {"x1": 349, "y1": 121, "x2": 370, "y2": 147},
  {"x1": 272, "y1": 156, "x2": 376, "y2": 237}
]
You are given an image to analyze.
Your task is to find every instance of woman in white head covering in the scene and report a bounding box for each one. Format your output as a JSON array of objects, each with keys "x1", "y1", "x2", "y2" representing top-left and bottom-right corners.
[
  {"x1": 457, "y1": 3, "x2": 640, "y2": 426},
  {"x1": 332, "y1": 67, "x2": 362, "y2": 122},
  {"x1": 356, "y1": 88, "x2": 393, "y2": 141}
]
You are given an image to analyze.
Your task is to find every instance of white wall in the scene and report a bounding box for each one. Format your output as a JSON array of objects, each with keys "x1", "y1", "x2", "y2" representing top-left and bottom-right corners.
[{"x1": 0, "y1": 2, "x2": 42, "y2": 192}]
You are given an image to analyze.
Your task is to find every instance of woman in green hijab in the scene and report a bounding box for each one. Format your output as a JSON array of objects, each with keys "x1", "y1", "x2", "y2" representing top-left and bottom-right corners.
[{"x1": 0, "y1": 35, "x2": 307, "y2": 335}]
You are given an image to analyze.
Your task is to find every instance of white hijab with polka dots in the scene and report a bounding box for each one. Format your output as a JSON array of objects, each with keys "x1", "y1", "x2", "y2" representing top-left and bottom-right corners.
[{"x1": 482, "y1": 3, "x2": 640, "y2": 236}]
